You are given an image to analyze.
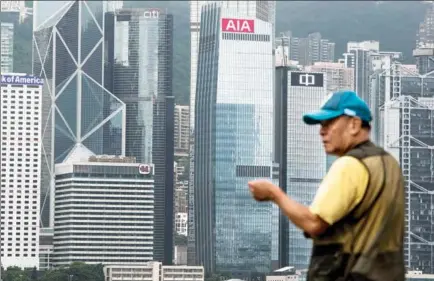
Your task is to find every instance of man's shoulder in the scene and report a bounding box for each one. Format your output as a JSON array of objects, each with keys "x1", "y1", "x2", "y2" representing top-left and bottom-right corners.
[{"x1": 329, "y1": 155, "x2": 368, "y2": 173}]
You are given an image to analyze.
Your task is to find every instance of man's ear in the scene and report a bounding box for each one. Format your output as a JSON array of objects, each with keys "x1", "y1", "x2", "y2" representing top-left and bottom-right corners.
[{"x1": 349, "y1": 117, "x2": 363, "y2": 135}]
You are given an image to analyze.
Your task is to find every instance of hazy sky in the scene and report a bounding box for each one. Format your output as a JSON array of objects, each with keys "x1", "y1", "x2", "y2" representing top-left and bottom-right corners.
[{"x1": 33, "y1": 1, "x2": 71, "y2": 31}]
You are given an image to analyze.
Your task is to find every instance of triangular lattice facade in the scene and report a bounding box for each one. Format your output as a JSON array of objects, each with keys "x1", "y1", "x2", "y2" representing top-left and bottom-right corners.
[{"x1": 32, "y1": 1, "x2": 126, "y2": 228}]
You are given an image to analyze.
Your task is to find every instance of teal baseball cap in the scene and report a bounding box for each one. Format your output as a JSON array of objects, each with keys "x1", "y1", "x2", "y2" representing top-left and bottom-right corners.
[{"x1": 302, "y1": 91, "x2": 372, "y2": 125}]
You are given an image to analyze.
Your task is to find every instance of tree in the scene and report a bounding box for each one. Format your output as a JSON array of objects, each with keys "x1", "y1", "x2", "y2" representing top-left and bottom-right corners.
[
  {"x1": 40, "y1": 269, "x2": 67, "y2": 281},
  {"x1": 40, "y1": 263, "x2": 104, "y2": 281},
  {"x1": 30, "y1": 267, "x2": 38, "y2": 281},
  {"x1": 205, "y1": 272, "x2": 233, "y2": 281},
  {"x1": 4, "y1": 266, "x2": 29, "y2": 281}
]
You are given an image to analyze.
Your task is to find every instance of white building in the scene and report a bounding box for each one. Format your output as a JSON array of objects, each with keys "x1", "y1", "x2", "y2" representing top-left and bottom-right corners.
[
  {"x1": 174, "y1": 245, "x2": 187, "y2": 265},
  {"x1": 286, "y1": 71, "x2": 328, "y2": 269},
  {"x1": 1, "y1": 23, "x2": 14, "y2": 73},
  {"x1": 53, "y1": 156, "x2": 155, "y2": 266},
  {"x1": 0, "y1": 73, "x2": 44, "y2": 269},
  {"x1": 175, "y1": 212, "x2": 188, "y2": 236},
  {"x1": 104, "y1": 0, "x2": 123, "y2": 12},
  {"x1": 104, "y1": 262, "x2": 205, "y2": 281},
  {"x1": 305, "y1": 62, "x2": 354, "y2": 94},
  {"x1": 406, "y1": 271, "x2": 434, "y2": 280},
  {"x1": 1, "y1": 1, "x2": 32, "y2": 23},
  {"x1": 174, "y1": 105, "x2": 190, "y2": 157},
  {"x1": 347, "y1": 40, "x2": 380, "y2": 53}
]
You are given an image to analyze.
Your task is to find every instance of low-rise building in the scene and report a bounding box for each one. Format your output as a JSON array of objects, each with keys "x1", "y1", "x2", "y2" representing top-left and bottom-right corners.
[{"x1": 104, "y1": 262, "x2": 204, "y2": 281}]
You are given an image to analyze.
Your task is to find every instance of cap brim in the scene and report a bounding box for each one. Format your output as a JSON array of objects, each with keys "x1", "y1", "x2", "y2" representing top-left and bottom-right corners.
[{"x1": 302, "y1": 109, "x2": 343, "y2": 125}]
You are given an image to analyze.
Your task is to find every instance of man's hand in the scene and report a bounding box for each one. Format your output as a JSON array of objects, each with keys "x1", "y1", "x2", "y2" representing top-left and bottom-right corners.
[
  {"x1": 248, "y1": 179, "x2": 329, "y2": 237},
  {"x1": 248, "y1": 180, "x2": 282, "y2": 202}
]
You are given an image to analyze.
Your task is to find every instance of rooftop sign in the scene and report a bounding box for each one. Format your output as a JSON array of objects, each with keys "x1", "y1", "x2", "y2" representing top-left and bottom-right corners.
[
  {"x1": 144, "y1": 8, "x2": 160, "y2": 18},
  {"x1": 290, "y1": 72, "x2": 324, "y2": 87},
  {"x1": 222, "y1": 18, "x2": 254, "y2": 33},
  {"x1": 1, "y1": 74, "x2": 44, "y2": 86},
  {"x1": 138, "y1": 164, "x2": 153, "y2": 175}
]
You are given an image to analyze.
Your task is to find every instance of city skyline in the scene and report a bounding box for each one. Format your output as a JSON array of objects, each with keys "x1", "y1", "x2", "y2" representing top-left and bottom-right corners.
[{"x1": 1, "y1": 1, "x2": 434, "y2": 279}]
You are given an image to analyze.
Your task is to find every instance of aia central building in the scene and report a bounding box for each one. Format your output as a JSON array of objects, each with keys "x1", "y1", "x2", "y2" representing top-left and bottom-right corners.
[{"x1": 194, "y1": 2, "x2": 274, "y2": 276}]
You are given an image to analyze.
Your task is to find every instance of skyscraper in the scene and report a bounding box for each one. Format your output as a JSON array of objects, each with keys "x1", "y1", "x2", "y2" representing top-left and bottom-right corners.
[
  {"x1": 0, "y1": 73, "x2": 44, "y2": 269},
  {"x1": 417, "y1": 3, "x2": 434, "y2": 48},
  {"x1": 372, "y1": 62, "x2": 434, "y2": 273},
  {"x1": 282, "y1": 31, "x2": 335, "y2": 66},
  {"x1": 188, "y1": 0, "x2": 276, "y2": 266},
  {"x1": 194, "y1": 2, "x2": 274, "y2": 275},
  {"x1": 105, "y1": 8, "x2": 175, "y2": 264},
  {"x1": 281, "y1": 71, "x2": 328, "y2": 269},
  {"x1": 343, "y1": 41, "x2": 379, "y2": 106},
  {"x1": 32, "y1": 0, "x2": 126, "y2": 229}
]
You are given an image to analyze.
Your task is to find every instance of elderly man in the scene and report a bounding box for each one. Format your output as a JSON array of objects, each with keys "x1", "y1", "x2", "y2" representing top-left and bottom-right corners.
[{"x1": 248, "y1": 91, "x2": 405, "y2": 281}]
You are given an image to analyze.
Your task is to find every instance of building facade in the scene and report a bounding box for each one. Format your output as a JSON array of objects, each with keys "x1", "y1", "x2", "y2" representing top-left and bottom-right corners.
[
  {"x1": 343, "y1": 42, "x2": 378, "y2": 106},
  {"x1": 1, "y1": 22, "x2": 14, "y2": 73},
  {"x1": 406, "y1": 271, "x2": 434, "y2": 280},
  {"x1": 174, "y1": 105, "x2": 190, "y2": 157},
  {"x1": 32, "y1": 0, "x2": 126, "y2": 229},
  {"x1": 305, "y1": 62, "x2": 354, "y2": 93},
  {"x1": 104, "y1": 262, "x2": 205, "y2": 281},
  {"x1": 413, "y1": 47, "x2": 434, "y2": 75},
  {"x1": 104, "y1": 8, "x2": 175, "y2": 264},
  {"x1": 175, "y1": 212, "x2": 188, "y2": 236},
  {"x1": 372, "y1": 62, "x2": 434, "y2": 273},
  {"x1": 417, "y1": 3, "x2": 434, "y2": 48},
  {"x1": 0, "y1": 73, "x2": 43, "y2": 268},
  {"x1": 188, "y1": 0, "x2": 276, "y2": 266},
  {"x1": 194, "y1": 3, "x2": 274, "y2": 275},
  {"x1": 285, "y1": 71, "x2": 328, "y2": 269},
  {"x1": 53, "y1": 157, "x2": 155, "y2": 266},
  {"x1": 281, "y1": 31, "x2": 335, "y2": 66},
  {"x1": 175, "y1": 186, "x2": 188, "y2": 213}
]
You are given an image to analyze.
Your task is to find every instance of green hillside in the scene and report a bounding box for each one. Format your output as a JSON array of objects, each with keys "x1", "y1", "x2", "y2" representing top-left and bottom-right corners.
[{"x1": 11, "y1": 1, "x2": 427, "y2": 106}]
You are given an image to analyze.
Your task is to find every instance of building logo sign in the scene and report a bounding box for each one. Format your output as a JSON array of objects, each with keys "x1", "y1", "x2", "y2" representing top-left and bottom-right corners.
[
  {"x1": 144, "y1": 8, "x2": 160, "y2": 19},
  {"x1": 1, "y1": 75, "x2": 44, "y2": 86},
  {"x1": 138, "y1": 164, "x2": 152, "y2": 175},
  {"x1": 222, "y1": 18, "x2": 254, "y2": 33},
  {"x1": 290, "y1": 72, "x2": 324, "y2": 87}
]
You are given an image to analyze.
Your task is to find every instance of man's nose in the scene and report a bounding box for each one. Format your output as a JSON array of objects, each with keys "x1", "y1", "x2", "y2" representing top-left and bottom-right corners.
[{"x1": 319, "y1": 125, "x2": 326, "y2": 136}]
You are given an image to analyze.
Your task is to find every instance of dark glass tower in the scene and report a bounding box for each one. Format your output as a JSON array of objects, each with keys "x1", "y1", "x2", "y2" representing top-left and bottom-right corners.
[{"x1": 105, "y1": 8, "x2": 175, "y2": 264}]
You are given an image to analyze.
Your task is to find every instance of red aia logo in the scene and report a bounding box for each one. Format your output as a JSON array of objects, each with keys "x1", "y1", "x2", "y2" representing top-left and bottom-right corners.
[
  {"x1": 138, "y1": 164, "x2": 151, "y2": 175},
  {"x1": 222, "y1": 18, "x2": 255, "y2": 33}
]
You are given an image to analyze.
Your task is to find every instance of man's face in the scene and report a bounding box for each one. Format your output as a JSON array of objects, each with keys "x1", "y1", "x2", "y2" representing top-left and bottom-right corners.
[{"x1": 319, "y1": 115, "x2": 363, "y2": 156}]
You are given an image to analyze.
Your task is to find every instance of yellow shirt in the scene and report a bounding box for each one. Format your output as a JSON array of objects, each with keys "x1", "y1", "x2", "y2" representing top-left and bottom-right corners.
[{"x1": 309, "y1": 156, "x2": 369, "y2": 225}]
